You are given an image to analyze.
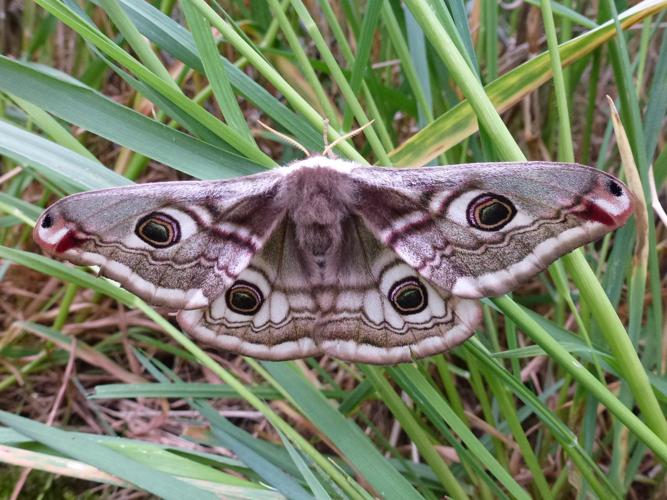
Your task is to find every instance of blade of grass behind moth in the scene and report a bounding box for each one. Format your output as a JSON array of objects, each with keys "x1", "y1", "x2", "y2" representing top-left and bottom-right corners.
[
  {"x1": 265, "y1": 0, "x2": 340, "y2": 130},
  {"x1": 259, "y1": 361, "x2": 424, "y2": 499},
  {"x1": 430, "y1": 1, "x2": 479, "y2": 75},
  {"x1": 115, "y1": 0, "x2": 323, "y2": 153},
  {"x1": 314, "y1": 0, "x2": 394, "y2": 151},
  {"x1": 36, "y1": 0, "x2": 274, "y2": 168},
  {"x1": 391, "y1": 0, "x2": 666, "y2": 166},
  {"x1": 0, "y1": 120, "x2": 131, "y2": 192},
  {"x1": 446, "y1": 0, "x2": 481, "y2": 70},
  {"x1": 359, "y1": 366, "x2": 469, "y2": 500},
  {"x1": 380, "y1": 3, "x2": 433, "y2": 124},
  {"x1": 634, "y1": 17, "x2": 653, "y2": 94},
  {"x1": 99, "y1": 0, "x2": 180, "y2": 92},
  {"x1": 276, "y1": 429, "x2": 333, "y2": 500},
  {"x1": 181, "y1": 0, "x2": 254, "y2": 143},
  {"x1": 402, "y1": 7, "x2": 432, "y2": 126},
  {"x1": 0, "y1": 57, "x2": 263, "y2": 179},
  {"x1": 195, "y1": 403, "x2": 316, "y2": 500},
  {"x1": 644, "y1": 24, "x2": 667, "y2": 164},
  {"x1": 287, "y1": 0, "x2": 390, "y2": 163},
  {"x1": 0, "y1": 412, "x2": 218, "y2": 499},
  {"x1": 580, "y1": 52, "x2": 603, "y2": 164},
  {"x1": 386, "y1": 364, "x2": 530, "y2": 499},
  {"x1": 482, "y1": 0, "x2": 498, "y2": 81},
  {"x1": 341, "y1": 0, "x2": 383, "y2": 131},
  {"x1": 8, "y1": 95, "x2": 97, "y2": 161},
  {"x1": 484, "y1": 375, "x2": 552, "y2": 499},
  {"x1": 186, "y1": 0, "x2": 366, "y2": 163},
  {"x1": 462, "y1": 339, "x2": 621, "y2": 499},
  {"x1": 457, "y1": 347, "x2": 507, "y2": 466}
]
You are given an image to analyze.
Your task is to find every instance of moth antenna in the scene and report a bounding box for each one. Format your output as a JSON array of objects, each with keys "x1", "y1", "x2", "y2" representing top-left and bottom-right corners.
[
  {"x1": 256, "y1": 120, "x2": 310, "y2": 157},
  {"x1": 322, "y1": 118, "x2": 332, "y2": 158},
  {"x1": 322, "y1": 120, "x2": 375, "y2": 158}
]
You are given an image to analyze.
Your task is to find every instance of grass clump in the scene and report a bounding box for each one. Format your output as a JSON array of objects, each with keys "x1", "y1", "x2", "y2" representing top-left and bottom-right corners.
[{"x1": 0, "y1": 1, "x2": 665, "y2": 498}]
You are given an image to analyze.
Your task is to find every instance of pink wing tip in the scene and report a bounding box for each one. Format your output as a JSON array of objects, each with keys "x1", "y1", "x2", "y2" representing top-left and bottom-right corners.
[
  {"x1": 577, "y1": 176, "x2": 635, "y2": 228},
  {"x1": 33, "y1": 210, "x2": 85, "y2": 255}
]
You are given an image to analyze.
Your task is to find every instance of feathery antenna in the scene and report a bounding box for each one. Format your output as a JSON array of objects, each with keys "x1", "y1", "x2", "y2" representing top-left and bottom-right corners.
[{"x1": 256, "y1": 120, "x2": 310, "y2": 157}]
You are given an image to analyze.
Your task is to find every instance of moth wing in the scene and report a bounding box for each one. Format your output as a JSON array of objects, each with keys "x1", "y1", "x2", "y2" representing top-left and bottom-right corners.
[
  {"x1": 177, "y1": 219, "x2": 322, "y2": 360},
  {"x1": 316, "y1": 218, "x2": 480, "y2": 363},
  {"x1": 33, "y1": 171, "x2": 286, "y2": 309},
  {"x1": 349, "y1": 162, "x2": 634, "y2": 298}
]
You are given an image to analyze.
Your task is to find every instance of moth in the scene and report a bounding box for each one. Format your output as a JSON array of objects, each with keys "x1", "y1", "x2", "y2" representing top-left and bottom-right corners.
[{"x1": 33, "y1": 158, "x2": 633, "y2": 363}]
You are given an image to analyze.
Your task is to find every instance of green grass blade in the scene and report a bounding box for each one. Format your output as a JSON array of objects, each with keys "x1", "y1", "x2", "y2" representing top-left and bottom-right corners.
[
  {"x1": 0, "y1": 119, "x2": 130, "y2": 191},
  {"x1": 35, "y1": 0, "x2": 274, "y2": 168},
  {"x1": 390, "y1": 0, "x2": 665, "y2": 166},
  {"x1": 7, "y1": 95, "x2": 97, "y2": 161},
  {"x1": 195, "y1": 402, "x2": 315, "y2": 500},
  {"x1": 361, "y1": 365, "x2": 469, "y2": 499},
  {"x1": 0, "y1": 57, "x2": 263, "y2": 178},
  {"x1": 342, "y1": 0, "x2": 383, "y2": 130},
  {"x1": 99, "y1": 0, "x2": 179, "y2": 91},
  {"x1": 261, "y1": 361, "x2": 423, "y2": 499},
  {"x1": 115, "y1": 0, "x2": 323, "y2": 152},
  {"x1": 266, "y1": 0, "x2": 340, "y2": 130},
  {"x1": 287, "y1": 0, "x2": 389, "y2": 162},
  {"x1": 277, "y1": 430, "x2": 333, "y2": 500},
  {"x1": 389, "y1": 364, "x2": 530, "y2": 499},
  {"x1": 0, "y1": 412, "x2": 217, "y2": 499},
  {"x1": 181, "y1": 0, "x2": 254, "y2": 141},
  {"x1": 381, "y1": 3, "x2": 433, "y2": 123},
  {"x1": 187, "y1": 0, "x2": 366, "y2": 163}
]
